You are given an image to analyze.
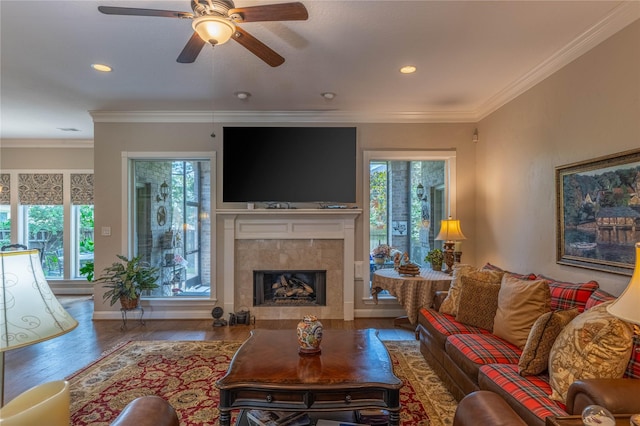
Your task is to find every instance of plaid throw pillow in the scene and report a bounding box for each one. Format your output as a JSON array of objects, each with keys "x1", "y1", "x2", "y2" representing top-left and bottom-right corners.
[{"x1": 537, "y1": 275, "x2": 599, "y2": 313}]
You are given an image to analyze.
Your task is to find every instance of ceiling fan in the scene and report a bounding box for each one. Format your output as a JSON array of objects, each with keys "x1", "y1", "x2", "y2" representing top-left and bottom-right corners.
[{"x1": 98, "y1": 0, "x2": 308, "y2": 67}]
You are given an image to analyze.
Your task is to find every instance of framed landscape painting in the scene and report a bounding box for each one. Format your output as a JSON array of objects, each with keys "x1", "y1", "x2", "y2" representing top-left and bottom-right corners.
[{"x1": 556, "y1": 149, "x2": 640, "y2": 276}]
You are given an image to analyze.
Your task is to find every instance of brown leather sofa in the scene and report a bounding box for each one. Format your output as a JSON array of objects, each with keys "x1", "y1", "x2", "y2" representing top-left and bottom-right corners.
[
  {"x1": 110, "y1": 396, "x2": 179, "y2": 426},
  {"x1": 454, "y1": 391, "x2": 526, "y2": 426},
  {"x1": 419, "y1": 282, "x2": 640, "y2": 425},
  {"x1": 454, "y1": 380, "x2": 640, "y2": 426}
]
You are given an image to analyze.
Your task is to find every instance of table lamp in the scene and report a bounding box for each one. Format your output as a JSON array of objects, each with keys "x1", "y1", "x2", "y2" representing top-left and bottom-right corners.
[
  {"x1": 435, "y1": 217, "x2": 466, "y2": 274},
  {"x1": 0, "y1": 249, "x2": 78, "y2": 407},
  {"x1": 607, "y1": 242, "x2": 640, "y2": 331}
]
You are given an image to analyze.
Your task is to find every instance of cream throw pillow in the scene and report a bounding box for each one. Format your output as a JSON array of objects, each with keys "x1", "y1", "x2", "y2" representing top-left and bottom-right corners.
[
  {"x1": 518, "y1": 308, "x2": 579, "y2": 376},
  {"x1": 439, "y1": 265, "x2": 503, "y2": 316},
  {"x1": 493, "y1": 274, "x2": 551, "y2": 349},
  {"x1": 548, "y1": 301, "x2": 633, "y2": 403}
]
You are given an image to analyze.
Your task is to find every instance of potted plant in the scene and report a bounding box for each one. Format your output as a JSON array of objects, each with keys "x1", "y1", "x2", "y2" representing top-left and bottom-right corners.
[
  {"x1": 425, "y1": 248, "x2": 444, "y2": 271},
  {"x1": 95, "y1": 254, "x2": 159, "y2": 309},
  {"x1": 79, "y1": 261, "x2": 94, "y2": 282},
  {"x1": 371, "y1": 244, "x2": 393, "y2": 265}
]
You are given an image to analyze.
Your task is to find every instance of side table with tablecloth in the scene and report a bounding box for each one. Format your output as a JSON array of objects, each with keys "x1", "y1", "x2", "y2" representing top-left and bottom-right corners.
[{"x1": 371, "y1": 267, "x2": 452, "y2": 325}]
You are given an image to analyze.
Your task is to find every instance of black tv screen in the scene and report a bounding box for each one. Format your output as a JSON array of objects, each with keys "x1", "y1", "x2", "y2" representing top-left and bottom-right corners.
[{"x1": 223, "y1": 127, "x2": 357, "y2": 203}]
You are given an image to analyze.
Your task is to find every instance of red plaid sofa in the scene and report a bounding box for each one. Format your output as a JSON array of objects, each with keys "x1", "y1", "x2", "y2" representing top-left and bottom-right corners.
[{"x1": 417, "y1": 270, "x2": 640, "y2": 426}]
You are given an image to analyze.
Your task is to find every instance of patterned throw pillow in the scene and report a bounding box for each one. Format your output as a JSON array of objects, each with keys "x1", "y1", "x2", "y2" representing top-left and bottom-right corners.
[
  {"x1": 439, "y1": 264, "x2": 479, "y2": 315},
  {"x1": 548, "y1": 301, "x2": 634, "y2": 403},
  {"x1": 537, "y1": 275, "x2": 599, "y2": 313},
  {"x1": 455, "y1": 276, "x2": 502, "y2": 331},
  {"x1": 493, "y1": 274, "x2": 551, "y2": 349},
  {"x1": 439, "y1": 265, "x2": 504, "y2": 316},
  {"x1": 518, "y1": 308, "x2": 579, "y2": 376},
  {"x1": 585, "y1": 289, "x2": 616, "y2": 311}
]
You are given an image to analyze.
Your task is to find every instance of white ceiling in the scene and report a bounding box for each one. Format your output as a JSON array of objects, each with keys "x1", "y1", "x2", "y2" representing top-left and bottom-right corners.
[{"x1": 1, "y1": 0, "x2": 638, "y2": 141}]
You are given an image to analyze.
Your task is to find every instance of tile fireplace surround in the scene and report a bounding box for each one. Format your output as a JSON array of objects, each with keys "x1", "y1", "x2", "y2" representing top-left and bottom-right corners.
[{"x1": 219, "y1": 209, "x2": 361, "y2": 320}]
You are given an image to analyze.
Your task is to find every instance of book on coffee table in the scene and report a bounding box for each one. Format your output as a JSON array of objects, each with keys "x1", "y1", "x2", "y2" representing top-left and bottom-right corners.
[
  {"x1": 356, "y1": 409, "x2": 389, "y2": 425},
  {"x1": 246, "y1": 410, "x2": 310, "y2": 426},
  {"x1": 315, "y1": 420, "x2": 368, "y2": 426}
]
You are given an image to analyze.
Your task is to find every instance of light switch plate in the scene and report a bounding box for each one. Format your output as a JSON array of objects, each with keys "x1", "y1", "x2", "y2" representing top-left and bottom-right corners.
[{"x1": 354, "y1": 261, "x2": 363, "y2": 279}]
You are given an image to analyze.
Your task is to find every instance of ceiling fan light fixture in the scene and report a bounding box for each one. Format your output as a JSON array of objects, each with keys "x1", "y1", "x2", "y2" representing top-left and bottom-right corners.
[{"x1": 192, "y1": 15, "x2": 236, "y2": 45}]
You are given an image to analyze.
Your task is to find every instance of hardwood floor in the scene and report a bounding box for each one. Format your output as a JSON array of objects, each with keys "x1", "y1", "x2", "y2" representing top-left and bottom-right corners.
[{"x1": 4, "y1": 296, "x2": 415, "y2": 403}]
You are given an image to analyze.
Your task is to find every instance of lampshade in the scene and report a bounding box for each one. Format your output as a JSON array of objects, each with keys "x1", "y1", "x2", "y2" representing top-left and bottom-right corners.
[
  {"x1": 192, "y1": 16, "x2": 236, "y2": 45},
  {"x1": 0, "y1": 380, "x2": 70, "y2": 426},
  {"x1": 607, "y1": 242, "x2": 640, "y2": 326},
  {"x1": 1, "y1": 250, "x2": 78, "y2": 351},
  {"x1": 435, "y1": 217, "x2": 466, "y2": 241}
]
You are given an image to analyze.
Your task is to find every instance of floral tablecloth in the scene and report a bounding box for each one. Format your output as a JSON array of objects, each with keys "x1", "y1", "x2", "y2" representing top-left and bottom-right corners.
[{"x1": 372, "y1": 267, "x2": 452, "y2": 325}]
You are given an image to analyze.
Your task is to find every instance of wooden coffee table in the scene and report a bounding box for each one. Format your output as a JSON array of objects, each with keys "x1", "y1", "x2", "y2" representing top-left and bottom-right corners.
[{"x1": 216, "y1": 328, "x2": 402, "y2": 426}]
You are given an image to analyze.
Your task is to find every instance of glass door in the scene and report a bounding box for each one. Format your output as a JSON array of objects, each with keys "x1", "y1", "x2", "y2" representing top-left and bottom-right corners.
[{"x1": 132, "y1": 159, "x2": 211, "y2": 297}]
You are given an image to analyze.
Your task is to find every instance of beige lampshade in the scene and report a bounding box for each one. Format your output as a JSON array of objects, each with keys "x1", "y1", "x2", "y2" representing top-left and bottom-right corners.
[
  {"x1": 192, "y1": 15, "x2": 236, "y2": 45},
  {"x1": 607, "y1": 242, "x2": 640, "y2": 326},
  {"x1": 435, "y1": 217, "x2": 466, "y2": 242},
  {"x1": 1, "y1": 250, "x2": 78, "y2": 352},
  {"x1": 0, "y1": 380, "x2": 70, "y2": 426}
]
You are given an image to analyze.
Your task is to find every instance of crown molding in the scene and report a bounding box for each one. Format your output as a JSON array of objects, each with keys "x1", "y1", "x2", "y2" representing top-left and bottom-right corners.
[
  {"x1": 476, "y1": 2, "x2": 640, "y2": 120},
  {"x1": 89, "y1": 109, "x2": 478, "y2": 124},
  {"x1": 0, "y1": 139, "x2": 94, "y2": 148}
]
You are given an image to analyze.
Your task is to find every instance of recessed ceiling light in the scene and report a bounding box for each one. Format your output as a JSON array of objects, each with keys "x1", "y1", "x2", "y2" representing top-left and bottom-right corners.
[
  {"x1": 400, "y1": 65, "x2": 417, "y2": 74},
  {"x1": 235, "y1": 91, "x2": 251, "y2": 100},
  {"x1": 321, "y1": 92, "x2": 336, "y2": 100},
  {"x1": 91, "y1": 63, "x2": 112, "y2": 72}
]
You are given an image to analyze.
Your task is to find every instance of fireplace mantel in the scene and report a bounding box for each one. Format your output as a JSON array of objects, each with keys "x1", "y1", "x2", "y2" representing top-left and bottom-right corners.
[{"x1": 217, "y1": 209, "x2": 361, "y2": 320}]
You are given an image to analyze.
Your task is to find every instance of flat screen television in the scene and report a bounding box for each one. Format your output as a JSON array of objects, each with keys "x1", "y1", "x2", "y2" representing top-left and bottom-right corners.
[{"x1": 223, "y1": 126, "x2": 357, "y2": 203}]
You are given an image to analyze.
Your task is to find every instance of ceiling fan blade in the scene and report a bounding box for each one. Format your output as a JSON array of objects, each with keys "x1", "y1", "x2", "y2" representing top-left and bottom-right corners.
[
  {"x1": 228, "y1": 2, "x2": 308, "y2": 22},
  {"x1": 98, "y1": 6, "x2": 193, "y2": 19},
  {"x1": 177, "y1": 32, "x2": 207, "y2": 63},
  {"x1": 232, "y1": 27, "x2": 285, "y2": 67}
]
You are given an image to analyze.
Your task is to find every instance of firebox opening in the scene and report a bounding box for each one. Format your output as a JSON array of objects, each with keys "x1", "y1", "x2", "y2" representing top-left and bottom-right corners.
[{"x1": 254, "y1": 270, "x2": 327, "y2": 307}]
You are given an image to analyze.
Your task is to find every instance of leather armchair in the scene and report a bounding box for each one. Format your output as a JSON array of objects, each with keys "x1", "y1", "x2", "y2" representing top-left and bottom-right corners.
[
  {"x1": 566, "y1": 378, "x2": 640, "y2": 415},
  {"x1": 110, "y1": 396, "x2": 179, "y2": 426},
  {"x1": 453, "y1": 391, "x2": 526, "y2": 426}
]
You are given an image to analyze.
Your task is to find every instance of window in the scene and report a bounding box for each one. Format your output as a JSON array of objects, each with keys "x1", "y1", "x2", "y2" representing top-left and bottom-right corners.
[
  {"x1": 364, "y1": 151, "x2": 457, "y2": 299},
  {"x1": 131, "y1": 158, "x2": 212, "y2": 298},
  {"x1": 19, "y1": 174, "x2": 64, "y2": 279},
  {"x1": 0, "y1": 174, "x2": 9, "y2": 246},
  {"x1": 71, "y1": 174, "x2": 94, "y2": 279},
  {"x1": 0, "y1": 171, "x2": 94, "y2": 282}
]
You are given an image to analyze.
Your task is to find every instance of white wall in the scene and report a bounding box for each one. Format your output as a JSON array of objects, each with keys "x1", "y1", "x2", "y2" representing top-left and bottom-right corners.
[
  {"x1": 476, "y1": 19, "x2": 640, "y2": 295},
  {"x1": 91, "y1": 120, "x2": 477, "y2": 318}
]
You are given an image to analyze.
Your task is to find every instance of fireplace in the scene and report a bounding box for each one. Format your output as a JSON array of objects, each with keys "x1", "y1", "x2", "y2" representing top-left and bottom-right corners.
[
  {"x1": 254, "y1": 270, "x2": 326, "y2": 306},
  {"x1": 220, "y1": 210, "x2": 360, "y2": 320}
]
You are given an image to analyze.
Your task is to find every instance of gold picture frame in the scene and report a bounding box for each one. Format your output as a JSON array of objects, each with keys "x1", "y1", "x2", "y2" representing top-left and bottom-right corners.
[{"x1": 556, "y1": 148, "x2": 640, "y2": 276}]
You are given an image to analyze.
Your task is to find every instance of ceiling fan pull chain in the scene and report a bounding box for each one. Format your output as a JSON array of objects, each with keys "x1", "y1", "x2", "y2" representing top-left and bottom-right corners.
[{"x1": 210, "y1": 50, "x2": 216, "y2": 138}]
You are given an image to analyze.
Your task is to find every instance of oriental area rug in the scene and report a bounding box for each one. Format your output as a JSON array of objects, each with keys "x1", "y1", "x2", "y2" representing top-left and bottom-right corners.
[{"x1": 67, "y1": 340, "x2": 456, "y2": 426}]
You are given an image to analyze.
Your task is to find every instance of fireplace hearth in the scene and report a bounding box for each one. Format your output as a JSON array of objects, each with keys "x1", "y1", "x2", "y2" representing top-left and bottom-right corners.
[{"x1": 254, "y1": 270, "x2": 326, "y2": 307}]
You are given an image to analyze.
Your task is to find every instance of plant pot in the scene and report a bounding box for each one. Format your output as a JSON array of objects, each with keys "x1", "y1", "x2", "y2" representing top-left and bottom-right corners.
[
  {"x1": 374, "y1": 257, "x2": 385, "y2": 265},
  {"x1": 120, "y1": 295, "x2": 139, "y2": 310},
  {"x1": 431, "y1": 262, "x2": 442, "y2": 271}
]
